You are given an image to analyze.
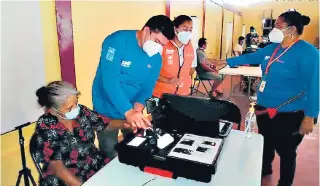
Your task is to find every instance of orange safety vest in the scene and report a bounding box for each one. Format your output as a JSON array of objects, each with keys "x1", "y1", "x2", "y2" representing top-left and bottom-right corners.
[{"x1": 153, "y1": 41, "x2": 195, "y2": 98}]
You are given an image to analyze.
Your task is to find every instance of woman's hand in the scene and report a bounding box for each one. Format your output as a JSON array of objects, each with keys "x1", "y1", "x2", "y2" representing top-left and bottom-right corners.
[
  {"x1": 71, "y1": 181, "x2": 83, "y2": 186},
  {"x1": 299, "y1": 116, "x2": 314, "y2": 135},
  {"x1": 49, "y1": 160, "x2": 83, "y2": 186},
  {"x1": 125, "y1": 109, "x2": 151, "y2": 129},
  {"x1": 107, "y1": 119, "x2": 126, "y2": 130}
]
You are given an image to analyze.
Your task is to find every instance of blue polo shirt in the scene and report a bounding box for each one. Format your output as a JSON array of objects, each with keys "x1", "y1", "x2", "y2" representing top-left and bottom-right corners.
[
  {"x1": 92, "y1": 30, "x2": 162, "y2": 119},
  {"x1": 227, "y1": 40, "x2": 319, "y2": 117}
]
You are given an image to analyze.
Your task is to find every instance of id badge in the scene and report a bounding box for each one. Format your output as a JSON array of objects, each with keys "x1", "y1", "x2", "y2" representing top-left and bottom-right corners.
[{"x1": 259, "y1": 76, "x2": 267, "y2": 92}]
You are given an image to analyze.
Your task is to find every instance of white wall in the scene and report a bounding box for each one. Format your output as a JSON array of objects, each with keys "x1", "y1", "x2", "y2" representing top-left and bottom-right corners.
[{"x1": 1, "y1": 1, "x2": 46, "y2": 133}]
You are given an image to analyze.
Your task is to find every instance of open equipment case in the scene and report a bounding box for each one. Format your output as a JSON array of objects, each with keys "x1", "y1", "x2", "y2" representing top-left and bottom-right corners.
[{"x1": 115, "y1": 94, "x2": 241, "y2": 183}]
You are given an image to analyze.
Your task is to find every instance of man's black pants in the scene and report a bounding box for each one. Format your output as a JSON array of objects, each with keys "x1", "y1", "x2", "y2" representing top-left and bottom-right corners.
[{"x1": 256, "y1": 106, "x2": 304, "y2": 186}]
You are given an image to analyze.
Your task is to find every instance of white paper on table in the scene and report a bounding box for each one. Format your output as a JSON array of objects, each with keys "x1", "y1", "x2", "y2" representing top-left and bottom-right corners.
[{"x1": 127, "y1": 137, "x2": 146, "y2": 147}]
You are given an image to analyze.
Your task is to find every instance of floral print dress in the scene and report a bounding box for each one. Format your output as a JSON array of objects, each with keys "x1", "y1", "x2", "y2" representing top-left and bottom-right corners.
[{"x1": 34, "y1": 105, "x2": 111, "y2": 186}]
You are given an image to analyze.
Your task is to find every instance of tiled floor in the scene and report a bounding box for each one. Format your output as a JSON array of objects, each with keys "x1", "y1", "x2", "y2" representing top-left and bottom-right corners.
[{"x1": 194, "y1": 75, "x2": 319, "y2": 186}]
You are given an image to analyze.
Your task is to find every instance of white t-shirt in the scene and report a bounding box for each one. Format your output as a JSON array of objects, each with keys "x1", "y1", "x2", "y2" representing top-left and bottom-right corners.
[{"x1": 233, "y1": 43, "x2": 243, "y2": 56}]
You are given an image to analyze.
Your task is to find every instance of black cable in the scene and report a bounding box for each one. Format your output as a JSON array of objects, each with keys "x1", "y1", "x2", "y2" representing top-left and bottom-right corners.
[{"x1": 141, "y1": 177, "x2": 157, "y2": 186}]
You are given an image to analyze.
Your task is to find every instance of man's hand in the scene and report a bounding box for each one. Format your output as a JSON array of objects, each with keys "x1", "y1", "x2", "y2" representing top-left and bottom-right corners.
[
  {"x1": 207, "y1": 58, "x2": 216, "y2": 64},
  {"x1": 212, "y1": 59, "x2": 227, "y2": 66},
  {"x1": 125, "y1": 109, "x2": 151, "y2": 129},
  {"x1": 299, "y1": 116, "x2": 314, "y2": 135},
  {"x1": 134, "y1": 102, "x2": 145, "y2": 113}
]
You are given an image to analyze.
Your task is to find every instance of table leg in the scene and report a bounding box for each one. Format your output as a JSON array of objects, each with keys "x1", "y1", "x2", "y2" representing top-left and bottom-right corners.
[
  {"x1": 225, "y1": 75, "x2": 233, "y2": 100},
  {"x1": 221, "y1": 74, "x2": 225, "y2": 93},
  {"x1": 248, "y1": 76, "x2": 252, "y2": 98}
]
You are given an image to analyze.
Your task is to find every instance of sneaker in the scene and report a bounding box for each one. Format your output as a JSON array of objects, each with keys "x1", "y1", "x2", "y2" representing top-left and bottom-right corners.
[
  {"x1": 214, "y1": 90, "x2": 223, "y2": 96},
  {"x1": 210, "y1": 90, "x2": 223, "y2": 98}
]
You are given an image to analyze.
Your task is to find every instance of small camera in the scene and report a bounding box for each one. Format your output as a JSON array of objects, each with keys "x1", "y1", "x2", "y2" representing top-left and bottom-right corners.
[{"x1": 145, "y1": 98, "x2": 158, "y2": 114}]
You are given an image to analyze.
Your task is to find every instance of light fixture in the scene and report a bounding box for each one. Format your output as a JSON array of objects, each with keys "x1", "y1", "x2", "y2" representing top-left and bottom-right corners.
[{"x1": 222, "y1": 0, "x2": 270, "y2": 6}]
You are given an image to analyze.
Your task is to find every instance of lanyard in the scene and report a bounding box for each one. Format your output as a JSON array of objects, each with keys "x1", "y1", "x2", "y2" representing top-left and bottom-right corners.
[{"x1": 265, "y1": 39, "x2": 299, "y2": 74}]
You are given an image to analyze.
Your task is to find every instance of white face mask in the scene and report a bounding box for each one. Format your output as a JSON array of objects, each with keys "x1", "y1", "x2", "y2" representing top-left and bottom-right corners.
[
  {"x1": 143, "y1": 40, "x2": 162, "y2": 57},
  {"x1": 54, "y1": 104, "x2": 80, "y2": 120},
  {"x1": 268, "y1": 27, "x2": 290, "y2": 43},
  {"x1": 177, "y1": 31, "x2": 192, "y2": 45}
]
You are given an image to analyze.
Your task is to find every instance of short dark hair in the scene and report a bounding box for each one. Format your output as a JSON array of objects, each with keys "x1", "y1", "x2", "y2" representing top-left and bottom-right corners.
[
  {"x1": 144, "y1": 15, "x2": 175, "y2": 40},
  {"x1": 250, "y1": 26, "x2": 255, "y2": 31},
  {"x1": 238, "y1": 36, "x2": 245, "y2": 42},
  {"x1": 198, "y1": 38, "x2": 207, "y2": 47},
  {"x1": 279, "y1": 9, "x2": 310, "y2": 35},
  {"x1": 173, "y1": 15, "x2": 192, "y2": 28}
]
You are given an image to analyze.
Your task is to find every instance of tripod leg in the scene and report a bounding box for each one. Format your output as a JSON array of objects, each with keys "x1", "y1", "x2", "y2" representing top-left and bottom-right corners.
[
  {"x1": 27, "y1": 169, "x2": 37, "y2": 186},
  {"x1": 15, "y1": 170, "x2": 23, "y2": 186}
]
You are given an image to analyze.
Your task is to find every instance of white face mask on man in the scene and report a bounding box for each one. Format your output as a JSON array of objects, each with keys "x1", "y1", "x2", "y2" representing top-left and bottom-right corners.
[
  {"x1": 268, "y1": 27, "x2": 291, "y2": 43},
  {"x1": 143, "y1": 40, "x2": 162, "y2": 57},
  {"x1": 177, "y1": 30, "x2": 192, "y2": 45}
]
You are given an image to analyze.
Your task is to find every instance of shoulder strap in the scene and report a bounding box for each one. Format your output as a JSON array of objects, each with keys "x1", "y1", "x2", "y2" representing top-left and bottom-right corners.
[{"x1": 276, "y1": 91, "x2": 305, "y2": 110}]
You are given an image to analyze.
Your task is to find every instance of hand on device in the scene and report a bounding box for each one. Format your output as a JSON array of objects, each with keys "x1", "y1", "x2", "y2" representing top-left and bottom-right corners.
[
  {"x1": 133, "y1": 102, "x2": 144, "y2": 113},
  {"x1": 125, "y1": 109, "x2": 151, "y2": 129}
]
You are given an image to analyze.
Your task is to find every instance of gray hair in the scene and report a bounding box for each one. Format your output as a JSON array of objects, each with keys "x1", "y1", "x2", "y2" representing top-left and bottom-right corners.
[{"x1": 36, "y1": 81, "x2": 80, "y2": 109}]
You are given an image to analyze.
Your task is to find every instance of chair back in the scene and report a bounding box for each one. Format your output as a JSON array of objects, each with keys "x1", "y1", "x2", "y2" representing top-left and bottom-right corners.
[{"x1": 30, "y1": 133, "x2": 43, "y2": 176}]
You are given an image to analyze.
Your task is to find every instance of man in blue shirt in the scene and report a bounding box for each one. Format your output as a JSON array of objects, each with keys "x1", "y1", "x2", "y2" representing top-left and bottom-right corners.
[
  {"x1": 215, "y1": 10, "x2": 319, "y2": 186},
  {"x1": 92, "y1": 15, "x2": 174, "y2": 159}
]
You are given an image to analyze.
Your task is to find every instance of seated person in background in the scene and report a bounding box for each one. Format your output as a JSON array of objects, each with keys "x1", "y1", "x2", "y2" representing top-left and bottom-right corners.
[
  {"x1": 34, "y1": 81, "x2": 128, "y2": 186},
  {"x1": 196, "y1": 37, "x2": 224, "y2": 96},
  {"x1": 245, "y1": 26, "x2": 259, "y2": 51},
  {"x1": 92, "y1": 15, "x2": 175, "y2": 159},
  {"x1": 233, "y1": 36, "x2": 255, "y2": 94},
  {"x1": 153, "y1": 15, "x2": 197, "y2": 98},
  {"x1": 233, "y1": 36, "x2": 245, "y2": 57}
]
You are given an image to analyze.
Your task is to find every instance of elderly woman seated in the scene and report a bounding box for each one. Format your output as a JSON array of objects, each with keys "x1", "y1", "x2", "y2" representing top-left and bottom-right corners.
[{"x1": 33, "y1": 81, "x2": 125, "y2": 186}]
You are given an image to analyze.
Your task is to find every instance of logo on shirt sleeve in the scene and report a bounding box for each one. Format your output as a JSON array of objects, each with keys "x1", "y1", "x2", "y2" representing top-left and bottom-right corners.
[
  {"x1": 264, "y1": 56, "x2": 270, "y2": 60},
  {"x1": 121, "y1": 60, "x2": 132, "y2": 68},
  {"x1": 106, "y1": 47, "x2": 116, "y2": 61}
]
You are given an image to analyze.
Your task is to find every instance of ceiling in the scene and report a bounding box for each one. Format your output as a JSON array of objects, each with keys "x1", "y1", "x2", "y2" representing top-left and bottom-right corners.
[{"x1": 222, "y1": 0, "x2": 271, "y2": 6}]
